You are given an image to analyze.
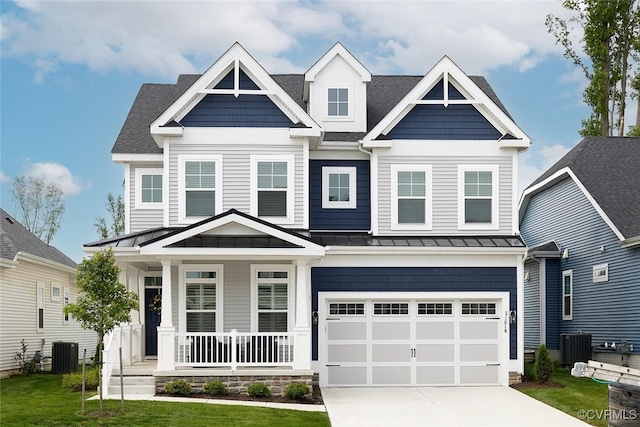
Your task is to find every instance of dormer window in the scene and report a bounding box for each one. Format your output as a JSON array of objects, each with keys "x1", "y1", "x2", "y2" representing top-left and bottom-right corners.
[{"x1": 327, "y1": 88, "x2": 349, "y2": 117}]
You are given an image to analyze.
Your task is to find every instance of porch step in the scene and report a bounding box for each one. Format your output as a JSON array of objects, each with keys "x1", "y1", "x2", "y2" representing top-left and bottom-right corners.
[{"x1": 107, "y1": 375, "x2": 156, "y2": 395}]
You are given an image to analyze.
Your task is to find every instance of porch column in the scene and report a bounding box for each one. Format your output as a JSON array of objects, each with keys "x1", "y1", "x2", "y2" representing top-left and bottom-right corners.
[
  {"x1": 118, "y1": 266, "x2": 132, "y2": 366},
  {"x1": 130, "y1": 270, "x2": 143, "y2": 363},
  {"x1": 292, "y1": 260, "x2": 311, "y2": 370},
  {"x1": 157, "y1": 260, "x2": 175, "y2": 371}
]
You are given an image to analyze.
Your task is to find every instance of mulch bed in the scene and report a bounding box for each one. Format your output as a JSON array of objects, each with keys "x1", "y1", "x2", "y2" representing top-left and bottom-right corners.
[
  {"x1": 511, "y1": 380, "x2": 564, "y2": 390},
  {"x1": 160, "y1": 385, "x2": 324, "y2": 405}
]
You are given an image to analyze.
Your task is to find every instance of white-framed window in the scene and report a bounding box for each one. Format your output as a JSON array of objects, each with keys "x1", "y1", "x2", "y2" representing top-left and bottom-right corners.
[
  {"x1": 329, "y1": 302, "x2": 365, "y2": 316},
  {"x1": 251, "y1": 265, "x2": 293, "y2": 332},
  {"x1": 327, "y1": 87, "x2": 349, "y2": 118},
  {"x1": 418, "y1": 302, "x2": 453, "y2": 316},
  {"x1": 250, "y1": 155, "x2": 294, "y2": 224},
  {"x1": 391, "y1": 165, "x2": 432, "y2": 229},
  {"x1": 51, "y1": 284, "x2": 61, "y2": 302},
  {"x1": 178, "y1": 155, "x2": 222, "y2": 222},
  {"x1": 373, "y1": 302, "x2": 409, "y2": 316},
  {"x1": 179, "y1": 265, "x2": 223, "y2": 333},
  {"x1": 37, "y1": 282, "x2": 45, "y2": 332},
  {"x1": 562, "y1": 270, "x2": 573, "y2": 320},
  {"x1": 135, "y1": 168, "x2": 163, "y2": 209},
  {"x1": 63, "y1": 288, "x2": 70, "y2": 325},
  {"x1": 461, "y1": 302, "x2": 497, "y2": 315},
  {"x1": 458, "y1": 165, "x2": 499, "y2": 230},
  {"x1": 322, "y1": 166, "x2": 357, "y2": 209},
  {"x1": 593, "y1": 263, "x2": 609, "y2": 283}
]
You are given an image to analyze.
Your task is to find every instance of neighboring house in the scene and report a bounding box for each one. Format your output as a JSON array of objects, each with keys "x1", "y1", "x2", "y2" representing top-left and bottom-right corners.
[
  {"x1": 87, "y1": 42, "x2": 530, "y2": 390},
  {"x1": 519, "y1": 137, "x2": 640, "y2": 368},
  {"x1": 0, "y1": 208, "x2": 97, "y2": 377}
]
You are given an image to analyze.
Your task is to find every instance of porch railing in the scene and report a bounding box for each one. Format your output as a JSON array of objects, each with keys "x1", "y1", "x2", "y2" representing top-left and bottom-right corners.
[{"x1": 175, "y1": 330, "x2": 294, "y2": 369}]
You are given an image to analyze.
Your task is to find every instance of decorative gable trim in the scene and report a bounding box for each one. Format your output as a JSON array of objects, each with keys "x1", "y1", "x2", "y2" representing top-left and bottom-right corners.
[
  {"x1": 150, "y1": 43, "x2": 321, "y2": 145},
  {"x1": 362, "y1": 56, "x2": 529, "y2": 148},
  {"x1": 304, "y1": 42, "x2": 371, "y2": 88}
]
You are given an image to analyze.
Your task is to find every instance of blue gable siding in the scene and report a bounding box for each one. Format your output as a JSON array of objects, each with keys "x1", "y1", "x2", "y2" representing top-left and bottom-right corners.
[
  {"x1": 423, "y1": 79, "x2": 466, "y2": 100},
  {"x1": 521, "y1": 177, "x2": 640, "y2": 357},
  {"x1": 214, "y1": 69, "x2": 260, "y2": 90},
  {"x1": 181, "y1": 94, "x2": 293, "y2": 127},
  {"x1": 545, "y1": 258, "x2": 560, "y2": 350},
  {"x1": 309, "y1": 160, "x2": 371, "y2": 230},
  {"x1": 311, "y1": 267, "x2": 518, "y2": 360}
]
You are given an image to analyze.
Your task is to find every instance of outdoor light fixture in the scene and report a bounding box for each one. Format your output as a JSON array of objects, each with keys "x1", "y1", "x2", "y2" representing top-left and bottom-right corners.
[
  {"x1": 312, "y1": 311, "x2": 319, "y2": 325},
  {"x1": 524, "y1": 271, "x2": 530, "y2": 281},
  {"x1": 509, "y1": 310, "x2": 517, "y2": 324},
  {"x1": 562, "y1": 249, "x2": 569, "y2": 259}
]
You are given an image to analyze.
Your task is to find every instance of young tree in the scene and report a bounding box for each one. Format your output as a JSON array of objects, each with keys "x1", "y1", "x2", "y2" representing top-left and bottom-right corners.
[
  {"x1": 11, "y1": 176, "x2": 65, "y2": 244},
  {"x1": 546, "y1": 0, "x2": 640, "y2": 136},
  {"x1": 64, "y1": 249, "x2": 138, "y2": 411},
  {"x1": 94, "y1": 193, "x2": 125, "y2": 239}
]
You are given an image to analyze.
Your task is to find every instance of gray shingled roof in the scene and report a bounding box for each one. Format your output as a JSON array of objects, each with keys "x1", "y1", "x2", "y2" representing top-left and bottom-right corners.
[
  {"x1": 527, "y1": 137, "x2": 640, "y2": 239},
  {"x1": 0, "y1": 208, "x2": 76, "y2": 268},
  {"x1": 112, "y1": 71, "x2": 512, "y2": 155}
]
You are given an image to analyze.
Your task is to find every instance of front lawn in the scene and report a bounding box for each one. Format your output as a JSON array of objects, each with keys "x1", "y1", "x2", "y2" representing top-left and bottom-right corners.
[
  {"x1": 0, "y1": 373, "x2": 330, "y2": 427},
  {"x1": 515, "y1": 368, "x2": 609, "y2": 427}
]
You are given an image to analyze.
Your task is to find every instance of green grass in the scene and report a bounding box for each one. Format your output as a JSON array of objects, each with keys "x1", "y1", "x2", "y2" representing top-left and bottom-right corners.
[
  {"x1": 0, "y1": 373, "x2": 330, "y2": 427},
  {"x1": 517, "y1": 368, "x2": 609, "y2": 427}
]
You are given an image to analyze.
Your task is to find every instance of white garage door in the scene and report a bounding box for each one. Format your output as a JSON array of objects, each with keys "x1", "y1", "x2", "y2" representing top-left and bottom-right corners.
[{"x1": 321, "y1": 296, "x2": 508, "y2": 387}]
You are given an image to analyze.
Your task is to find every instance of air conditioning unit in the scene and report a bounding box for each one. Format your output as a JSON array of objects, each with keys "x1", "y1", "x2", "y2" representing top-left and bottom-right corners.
[
  {"x1": 560, "y1": 333, "x2": 591, "y2": 367},
  {"x1": 51, "y1": 342, "x2": 78, "y2": 374}
]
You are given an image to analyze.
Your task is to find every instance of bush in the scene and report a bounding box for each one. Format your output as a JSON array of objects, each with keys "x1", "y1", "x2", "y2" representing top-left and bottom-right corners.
[
  {"x1": 164, "y1": 380, "x2": 192, "y2": 395},
  {"x1": 203, "y1": 380, "x2": 228, "y2": 396},
  {"x1": 247, "y1": 382, "x2": 271, "y2": 398},
  {"x1": 534, "y1": 344, "x2": 555, "y2": 383},
  {"x1": 14, "y1": 340, "x2": 37, "y2": 376},
  {"x1": 284, "y1": 382, "x2": 310, "y2": 400},
  {"x1": 523, "y1": 361, "x2": 536, "y2": 382},
  {"x1": 62, "y1": 368, "x2": 99, "y2": 391}
]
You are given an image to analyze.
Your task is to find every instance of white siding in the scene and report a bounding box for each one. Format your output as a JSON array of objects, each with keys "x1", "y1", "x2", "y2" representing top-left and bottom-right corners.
[
  {"x1": 0, "y1": 259, "x2": 97, "y2": 377},
  {"x1": 129, "y1": 163, "x2": 164, "y2": 233},
  {"x1": 377, "y1": 155, "x2": 513, "y2": 235},
  {"x1": 222, "y1": 261, "x2": 251, "y2": 332}
]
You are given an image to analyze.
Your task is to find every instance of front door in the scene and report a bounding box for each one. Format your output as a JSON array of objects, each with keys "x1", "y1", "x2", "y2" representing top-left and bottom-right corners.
[{"x1": 145, "y1": 287, "x2": 161, "y2": 356}]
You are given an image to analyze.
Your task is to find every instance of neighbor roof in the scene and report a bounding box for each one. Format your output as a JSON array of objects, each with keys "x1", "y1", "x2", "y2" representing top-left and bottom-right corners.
[
  {"x1": 525, "y1": 137, "x2": 640, "y2": 240},
  {"x1": 0, "y1": 208, "x2": 77, "y2": 268}
]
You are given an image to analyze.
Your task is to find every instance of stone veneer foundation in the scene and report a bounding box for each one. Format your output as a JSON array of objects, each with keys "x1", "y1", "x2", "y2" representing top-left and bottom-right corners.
[{"x1": 155, "y1": 375, "x2": 314, "y2": 396}]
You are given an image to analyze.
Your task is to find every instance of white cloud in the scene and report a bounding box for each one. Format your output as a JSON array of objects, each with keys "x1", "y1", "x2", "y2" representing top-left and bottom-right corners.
[
  {"x1": 22, "y1": 162, "x2": 86, "y2": 196},
  {"x1": 518, "y1": 142, "x2": 573, "y2": 195},
  {"x1": 0, "y1": 171, "x2": 10, "y2": 183}
]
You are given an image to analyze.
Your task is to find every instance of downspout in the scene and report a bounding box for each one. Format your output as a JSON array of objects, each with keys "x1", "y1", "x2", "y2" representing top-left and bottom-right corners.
[{"x1": 358, "y1": 141, "x2": 374, "y2": 235}]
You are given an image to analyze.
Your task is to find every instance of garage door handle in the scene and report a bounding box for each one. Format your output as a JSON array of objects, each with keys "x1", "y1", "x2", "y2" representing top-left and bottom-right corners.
[
  {"x1": 326, "y1": 364, "x2": 341, "y2": 367},
  {"x1": 326, "y1": 318, "x2": 340, "y2": 321},
  {"x1": 486, "y1": 363, "x2": 501, "y2": 366},
  {"x1": 486, "y1": 317, "x2": 500, "y2": 320}
]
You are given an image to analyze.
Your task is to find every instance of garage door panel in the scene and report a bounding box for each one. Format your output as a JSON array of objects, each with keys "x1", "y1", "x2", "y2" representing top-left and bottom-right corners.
[
  {"x1": 328, "y1": 321, "x2": 366, "y2": 340},
  {"x1": 328, "y1": 366, "x2": 367, "y2": 385},
  {"x1": 460, "y1": 366, "x2": 499, "y2": 384},
  {"x1": 416, "y1": 321, "x2": 454, "y2": 340},
  {"x1": 416, "y1": 344, "x2": 454, "y2": 362},
  {"x1": 372, "y1": 344, "x2": 410, "y2": 362},
  {"x1": 373, "y1": 366, "x2": 411, "y2": 385},
  {"x1": 328, "y1": 344, "x2": 367, "y2": 363},
  {"x1": 460, "y1": 343, "x2": 498, "y2": 362},
  {"x1": 460, "y1": 321, "x2": 498, "y2": 339},
  {"x1": 372, "y1": 322, "x2": 410, "y2": 340},
  {"x1": 417, "y1": 366, "x2": 455, "y2": 385}
]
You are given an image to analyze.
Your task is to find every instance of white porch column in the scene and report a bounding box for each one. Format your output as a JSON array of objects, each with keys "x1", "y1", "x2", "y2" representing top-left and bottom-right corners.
[
  {"x1": 292, "y1": 260, "x2": 311, "y2": 370},
  {"x1": 130, "y1": 270, "x2": 143, "y2": 363},
  {"x1": 157, "y1": 260, "x2": 175, "y2": 371},
  {"x1": 118, "y1": 266, "x2": 132, "y2": 366}
]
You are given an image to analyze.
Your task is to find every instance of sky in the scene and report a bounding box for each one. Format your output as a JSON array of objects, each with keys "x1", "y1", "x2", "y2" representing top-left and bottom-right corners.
[{"x1": 0, "y1": 0, "x2": 631, "y2": 262}]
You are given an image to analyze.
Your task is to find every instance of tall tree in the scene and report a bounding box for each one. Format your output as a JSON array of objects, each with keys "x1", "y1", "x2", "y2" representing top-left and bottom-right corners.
[
  {"x1": 546, "y1": 0, "x2": 640, "y2": 136},
  {"x1": 64, "y1": 249, "x2": 138, "y2": 411},
  {"x1": 94, "y1": 193, "x2": 125, "y2": 239},
  {"x1": 11, "y1": 176, "x2": 65, "y2": 244}
]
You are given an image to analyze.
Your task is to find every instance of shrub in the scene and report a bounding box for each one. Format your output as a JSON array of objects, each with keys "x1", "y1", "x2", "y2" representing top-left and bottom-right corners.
[
  {"x1": 523, "y1": 362, "x2": 536, "y2": 382},
  {"x1": 247, "y1": 382, "x2": 271, "y2": 398},
  {"x1": 62, "y1": 368, "x2": 99, "y2": 391},
  {"x1": 203, "y1": 380, "x2": 228, "y2": 396},
  {"x1": 284, "y1": 382, "x2": 310, "y2": 400},
  {"x1": 164, "y1": 380, "x2": 192, "y2": 395},
  {"x1": 14, "y1": 340, "x2": 37, "y2": 376},
  {"x1": 534, "y1": 344, "x2": 555, "y2": 383}
]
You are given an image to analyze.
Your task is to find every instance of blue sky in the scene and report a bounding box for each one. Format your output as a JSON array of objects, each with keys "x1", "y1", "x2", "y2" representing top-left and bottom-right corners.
[{"x1": 1, "y1": 0, "x2": 625, "y2": 262}]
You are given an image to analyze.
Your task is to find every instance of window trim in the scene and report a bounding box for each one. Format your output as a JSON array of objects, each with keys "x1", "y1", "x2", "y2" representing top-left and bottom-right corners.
[
  {"x1": 63, "y1": 288, "x2": 70, "y2": 325},
  {"x1": 178, "y1": 155, "x2": 222, "y2": 224},
  {"x1": 593, "y1": 263, "x2": 609, "y2": 283},
  {"x1": 322, "y1": 166, "x2": 357, "y2": 209},
  {"x1": 178, "y1": 264, "x2": 224, "y2": 333},
  {"x1": 562, "y1": 270, "x2": 573, "y2": 320},
  {"x1": 250, "y1": 155, "x2": 295, "y2": 224},
  {"x1": 51, "y1": 284, "x2": 62, "y2": 302},
  {"x1": 250, "y1": 265, "x2": 294, "y2": 332},
  {"x1": 326, "y1": 86, "x2": 351, "y2": 120},
  {"x1": 135, "y1": 168, "x2": 164, "y2": 210},
  {"x1": 391, "y1": 164, "x2": 433, "y2": 230},
  {"x1": 457, "y1": 165, "x2": 499, "y2": 230},
  {"x1": 37, "y1": 282, "x2": 45, "y2": 332}
]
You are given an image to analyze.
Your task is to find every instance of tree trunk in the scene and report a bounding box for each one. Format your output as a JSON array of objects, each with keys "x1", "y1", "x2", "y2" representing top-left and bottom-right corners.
[
  {"x1": 98, "y1": 334, "x2": 104, "y2": 411},
  {"x1": 602, "y1": 37, "x2": 611, "y2": 136}
]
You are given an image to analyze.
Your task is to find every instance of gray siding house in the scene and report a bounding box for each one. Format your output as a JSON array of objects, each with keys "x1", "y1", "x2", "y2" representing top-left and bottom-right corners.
[{"x1": 519, "y1": 137, "x2": 640, "y2": 368}]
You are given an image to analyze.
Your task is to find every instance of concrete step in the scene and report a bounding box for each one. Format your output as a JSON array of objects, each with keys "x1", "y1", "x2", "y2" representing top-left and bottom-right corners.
[
  {"x1": 108, "y1": 375, "x2": 156, "y2": 395},
  {"x1": 107, "y1": 384, "x2": 156, "y2": 395}
]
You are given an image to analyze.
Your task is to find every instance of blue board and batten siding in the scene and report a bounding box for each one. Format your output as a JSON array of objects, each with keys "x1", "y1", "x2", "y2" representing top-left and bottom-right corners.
[
  {"x1": 521, "y1": 176, "x2": 640, "y2": 354},
  {"x1": 311, "y1": 267, "x2": 518, "y2": 360},
  {"x1": 309, "y1": 160, "x2": 371, "y2": 230}
]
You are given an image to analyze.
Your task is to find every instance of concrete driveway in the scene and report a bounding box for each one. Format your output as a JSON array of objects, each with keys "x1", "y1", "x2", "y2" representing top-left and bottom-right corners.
[{"x1": 322, "y1": 387, "x2": 590, "y2": 427}]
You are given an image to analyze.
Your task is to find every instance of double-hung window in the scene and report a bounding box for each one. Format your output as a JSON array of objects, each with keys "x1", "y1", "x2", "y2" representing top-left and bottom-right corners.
[
  {"x1": 37, "y1": 282, "x2": 45, "y2": 332},
  {"x1": 327, "y1": 88, "x2": 349, "y2": 117},
  {"x1": 135, "y1": 168, "x2": 163, "y2": 209},
  {"x1": 179, "y1": 155, "x2": 222, "y2": 222},
  {"x1": 391, "y1": 165, "x2": 432, "y2": 229},
  {"x1": 251, "y1": 156, "x2": 294, "y2": 223},
  {"x1": 458, "y1": 165, "x2": 499, "y2": 229},
  {"x1": 322, "y1": 166, "x2": 356, "y2": 209},
  {"x1": 182, "y1": 267, "x2": 221, "y2": 332},
  {"x1": 251, "y1": 266, "x2": 292, "y2": 333},
  {"x1": 562, "y1": 270, "x2": 573, "y2": 320}
]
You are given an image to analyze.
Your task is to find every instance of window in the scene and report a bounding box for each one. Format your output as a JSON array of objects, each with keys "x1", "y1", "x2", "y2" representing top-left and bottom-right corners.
[
  {"x1": 182, "y1": 268, "x2": 220, "y2": 332},
  {"x1": 461, "y1": 302, "x2": 496, "y2": 315},
  {"x1": 391, "y1": 165, "x2": 432, "y2": 229},
  {"x1": 373, "y1": 302, "x2": 409, "y2": 315},
  {"x1": 329, "y1": 302, "x2": 365, "y2": 316},
  {"x1": 593, "y1": 263, "x2": 609, "y2": 283},
  {"x1": 322, "y1": 167, "x2": 356, "y2": 209},
  {"x1": 458, "y1": 165, "x2": 499, "y2": 229},
  {"x1": 250, "y1": 156, "x2": 294, "y2": 223},
  {"x1": 37, "y1": 282, "x2": 45, "y2": 332},
  {"x1": 327, "y1": 88, "x2": 349, "y2": 117},
  {"x1": 135, "y1": 168, "x2": 163, "y2": 209},
  {"x1": 563, "y1": 270, "x2": 573, "y2": 320},
  {"x1": 418, "y1": 302, "x2": 453, "y2": 315},
  {"x1": 251, "y1": 266, "x2": 292, "y2": 332},
  {"x1": 63, "y1": 288, "x2": 70, "y2": 324},
  {"x1": 51, "y1": 284, "x2": 61, "y2": 302},
  {"x1": 178, "y1": 155, "x2": 222, "y2": 222}
]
